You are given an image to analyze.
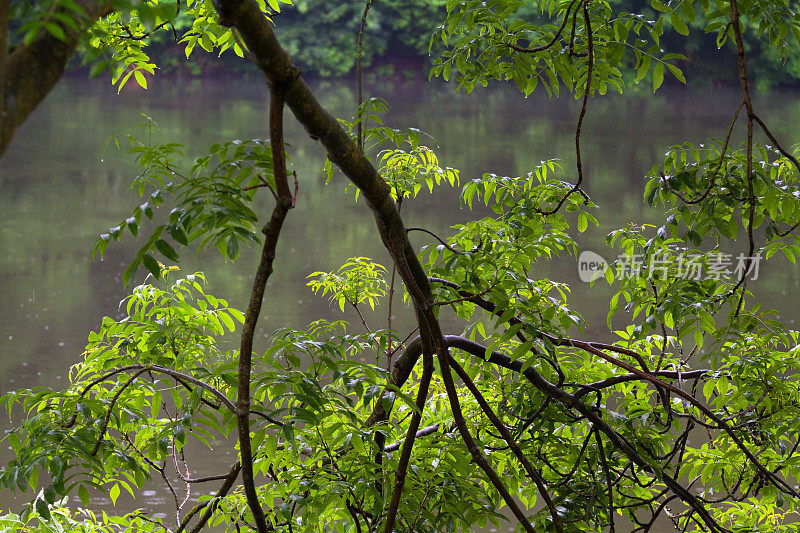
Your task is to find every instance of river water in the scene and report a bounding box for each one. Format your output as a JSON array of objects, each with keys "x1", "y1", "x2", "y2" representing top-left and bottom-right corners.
[{"x1": 1, "y1": 76, "x2": 799, "y2": 530}]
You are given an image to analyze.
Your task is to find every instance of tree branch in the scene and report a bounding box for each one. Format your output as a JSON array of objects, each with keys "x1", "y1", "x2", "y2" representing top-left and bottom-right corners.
[
  {"x1": 178, "y1": 461, "x2": 242, "y2": 533},
  {"x1": 0, "y1": 0, "x2": 113, "y2": 157},
  {"x1": 537, "y1": 2, "x2": 593, "y2": 215},
  {"x1": 90, "y1": 367, "x2": 149, "y2": 456},
  {"x1": 443, "y1": 334, "x2": 728, "y2": 532},
  {"x1": 356, "y1": 0, "x2": 374, "y2": 152},
  {"x1": 234, "y1": 89, "x2": 294, "y2": 533},
  {"x1": 505, "y1": 0, "x2": 578, "y2": 54},
  {"x1": 383, "y1": 347, "x2": 433, "y2": 532},
  {"x1": 449, "y1": 355, "x2": 563, "y2": 532}
]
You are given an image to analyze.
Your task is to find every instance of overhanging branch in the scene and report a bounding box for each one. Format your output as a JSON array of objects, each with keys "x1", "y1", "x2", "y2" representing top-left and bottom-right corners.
[{"x1": 0, "y1": 0, "x2": 113, "y2": 157}]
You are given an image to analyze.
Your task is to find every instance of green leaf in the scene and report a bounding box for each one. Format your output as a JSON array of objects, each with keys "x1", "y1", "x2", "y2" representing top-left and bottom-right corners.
[
  {"x1": 27, "y1": 468, "x2": 38, "y2": 491},
  {"x1": 651, "y1": 0, "x2": 669, "y2": 12},
  {"x1": 636, "y1": 55, "x2": 651, "y2": 82},
  {"x1": 667, "y1": 63, "x2": 686, "y2": 84},
  {"x1": 126, "y1": 216, "x2": 138, "y2": 237},
  {"x1": 226, "y1": 236, "x2": 239, "y2": 260},
  {"x1": 671, "y1": 12, "x2": 689, "y2": 36},
  {"x1": 142, "y1": 254, "x2": 161, "y2": 278},
  {"x1": 219, "y1": 311, "x2": 236, "y2": 332},
  {"x1": 122, "y1": 258, "x2": 140, "y2": 287},
  {"x1": 78, "y1": 484, "x2": 90, "y2": 506},
  {"x1": 134, "y1": 70, "x2": 148, "y2": 89},
  {"x1": 578, "y1": 212, "x2": 588, "y2": 233},
  {"x1": 155, "y1": 239, "x2": 180, "y2": 262},
  {"x1": 43, "y1": 484, "x2": 57, "y2": 504},
  {"x1": 168, "y1": 225, "x2": 189, "y2": 246},
  {"x1": 43, "y1": 22, "x2": 66, "y2": 41},
  {"x1": 109, "y1": 483, "x2": 120, "y2": 506},
  {"x1": 89, "y1": 60, "x2": 109, "y2": 78},
  {"x1": 35, "y1": 497, "x2": 51, "y2": 521},
  {"x1": 653, "y1": 62, "x2": 665, "y2": 91}
]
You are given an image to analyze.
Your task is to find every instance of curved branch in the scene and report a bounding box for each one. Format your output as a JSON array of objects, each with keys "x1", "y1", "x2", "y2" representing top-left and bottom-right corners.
[
  {"x1": 383, "y1": 348, "x2": 434, "y2": 532},
  {"x1": 449, "y1": 356, "x2": 563, "y2": 532},
  {"x1": 91, "y1": 368, "x2": 149, "y2": 456},
  {"x1": 660, "y1": 100, "x2": 744, "y2": 205},
  {"x1": 594, "y1": 430, "x2": 615, "y2": 532},
  {"x1": 232, "y1": 89, "x2": 294, "y2": 533},
  {"x1": 426, "y1": 280, "x2": 793, "y2": 498},
  {"x1": 729, "y1": 0, "x2": 756, "y2": 305},
  {"x1": 406, "y1": 227, "x2": 464, "y2": 255},
  {"x1": 506, "y1": 0, "x2": 578, "y2": 54},
  {"x1": 537, "y1": 2, "x2": 593, "y2": 215},
  {"x1": 574, "y1": 369, "x2": 710, "y2": 398},
  {"x1": 444, "y1": 334, "x2": 727, "y2": 532},
  {"x1": 437, "y1": 338, "x2": 536, "y2": 532},
  {"x1": 752, "y1": 113, "x2": 800, "y2": 175},
  {"x1": 382, "y1": 424, "x2": 441, "y2": 452}
]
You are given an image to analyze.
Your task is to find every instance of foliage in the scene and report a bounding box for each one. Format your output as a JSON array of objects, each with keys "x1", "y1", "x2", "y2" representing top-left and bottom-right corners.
[
  {"x1": 0, "y1": 499, "x2": 165, "y2": 532},
  {"x1": 308, "y1": 257, "x2": 388, "y2": 311},
  {"x1": 273, "y1": 0, "x2": 448, "y2": 77},
  {"x1": 92, "y1": 117, "x2": 275, "y2": 285},
  {"x1": 3, "y1": 0, "x2": 800, "y2": 532}
]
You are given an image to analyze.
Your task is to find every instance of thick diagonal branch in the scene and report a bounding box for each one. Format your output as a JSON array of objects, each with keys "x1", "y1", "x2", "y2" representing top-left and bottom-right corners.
[
  {"x1": 208, "y1": 4, "x2": 553, "y2": 531},
  {"x1": 443, "y1": 335, "x2": 727, "y2": 532},
  {"x1": 0, "y1": 0, "x2": 113, "y2": 157}
]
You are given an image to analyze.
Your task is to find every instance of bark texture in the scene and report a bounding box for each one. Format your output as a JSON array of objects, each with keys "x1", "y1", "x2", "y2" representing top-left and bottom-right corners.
[{"x1": 0, "y1": 0, "x2": 112, "y2": 157}]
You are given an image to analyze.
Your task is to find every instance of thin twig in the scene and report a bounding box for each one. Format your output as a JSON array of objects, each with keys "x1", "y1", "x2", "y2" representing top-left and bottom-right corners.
[
  {"x1": 538, "y1": 2, "x2": 593, "y2": 215},
  {"x1": 356, "y1": 0, "x2": 375, "y2": 152},
  {"x1": 659, "y1": 100, "x2": 744, "y2": 205},
  {"x1": 506, "y1": 0, "x2": 578, "y2": 54},
  {"x1": 752, "y1": 113, "x2": 800, "y2": 174},
  {"x1": 90, "y1": 368, "x2": 149, "y2": 456},
  {"x1": 406, "y1": 226, "x2": 463, "y2": 255}
]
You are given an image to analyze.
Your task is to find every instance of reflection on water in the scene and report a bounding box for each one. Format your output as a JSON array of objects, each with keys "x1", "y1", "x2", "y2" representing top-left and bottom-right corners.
[{"x1": 0, "y1": 76, "x2": 798, "y2": 529}]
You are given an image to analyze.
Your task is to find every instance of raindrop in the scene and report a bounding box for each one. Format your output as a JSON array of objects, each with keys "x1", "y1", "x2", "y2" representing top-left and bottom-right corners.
[{"x1": 58, "y1": 342, "x2": 65, "y2": 347}]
